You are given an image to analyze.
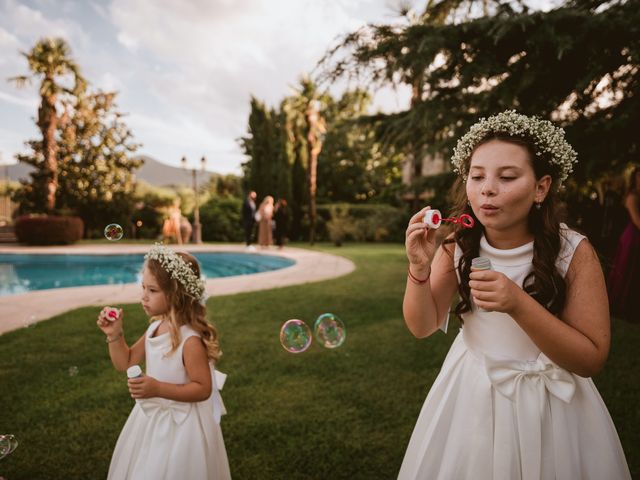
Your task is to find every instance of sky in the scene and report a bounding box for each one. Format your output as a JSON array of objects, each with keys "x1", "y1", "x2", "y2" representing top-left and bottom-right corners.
[{"x1": 0, "y1": 0, "x2": 419, "y2": 174}]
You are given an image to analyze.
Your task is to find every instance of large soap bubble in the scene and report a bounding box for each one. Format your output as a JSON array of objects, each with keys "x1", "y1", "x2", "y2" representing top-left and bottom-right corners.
[
  {"x1": 313, "y1": 313, "x2": 346, "y2": 349},
  {"x1": 104, "y1": 223, "x2": 124, "y2": 241},
  {"x1": 279, "y1": 319, "x2": 312, "y2": 353}
]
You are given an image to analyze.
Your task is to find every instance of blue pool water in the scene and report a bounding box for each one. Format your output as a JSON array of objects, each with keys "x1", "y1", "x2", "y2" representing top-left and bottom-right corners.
[{"x1": 0, "y1": 252, "x2": 295, "y2": 296}]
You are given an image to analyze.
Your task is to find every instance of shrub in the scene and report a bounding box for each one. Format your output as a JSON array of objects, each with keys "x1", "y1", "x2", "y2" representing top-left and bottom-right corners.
[
  {"x1": 199, "y1": 197, "x2": 243, "y2": 242},
  {"x1": 326, "y1": 205, "x2": 358, "y2": 246},
  {"x1": 316, "y1": 203, "x2": 408, "y2": 243},
  {"x1": 15, "y1": 214, "x2": 84, "y2": 245}
]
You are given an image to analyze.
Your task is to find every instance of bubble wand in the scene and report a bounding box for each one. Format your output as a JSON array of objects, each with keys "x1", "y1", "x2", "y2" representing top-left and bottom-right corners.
[{"x1": 423, "y1": 209, "x2": 475, "y2": 229}]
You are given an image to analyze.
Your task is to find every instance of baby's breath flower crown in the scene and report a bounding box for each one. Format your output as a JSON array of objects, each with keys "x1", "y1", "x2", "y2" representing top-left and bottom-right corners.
[
  {"x1": 451, "y1": 110, "x2": 578, "y2": 188},
  {"x1": 144, "y1": 243, "x2": 206, "y2": 303}
]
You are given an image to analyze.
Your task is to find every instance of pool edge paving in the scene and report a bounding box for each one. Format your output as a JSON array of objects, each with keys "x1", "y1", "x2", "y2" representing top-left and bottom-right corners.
[{"x1": 0, "y1": 244, "x2": 355, "y2": 336}]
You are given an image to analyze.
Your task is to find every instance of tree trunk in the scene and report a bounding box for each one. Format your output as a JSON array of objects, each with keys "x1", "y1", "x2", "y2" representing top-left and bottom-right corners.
[
  {"x1": 306, "y1": 102, "x2": 325, "y2": 245},
  {"x1": 38, "y1": 91, "x2": 58, "y2": 212},
  {"x1": 307, "y1": 143, "x2": 318, "y2": 245}
]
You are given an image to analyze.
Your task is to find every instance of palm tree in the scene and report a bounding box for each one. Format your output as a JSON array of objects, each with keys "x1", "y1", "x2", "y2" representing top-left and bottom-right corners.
[
  {"x1": 10, "y1": 38, "x2": 86, "y2": 212},
  {"x1": 283, "y1": 78, "x2": 327, "y2": 244}
]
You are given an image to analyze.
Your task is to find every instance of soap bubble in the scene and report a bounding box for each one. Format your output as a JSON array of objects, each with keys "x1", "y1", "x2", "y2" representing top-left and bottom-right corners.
[
  {"x1": 313, "y1": 313, "x2": 346, "y2": 349},
  {"x1": 23, "y1": 314, "x2": 37, "y2": 328},
  {"x1": 279, "y1": 319, "x2": 312, "y2": 353},
  {"x1": 104, "y1": 223, "x2": 124, "y2": 241},
  {"x1": 0, "y1": 434, "x2": 18, "y2": 460},
  {"x1": 68, "y1": 366, "x2": 79, "y2": 377}
]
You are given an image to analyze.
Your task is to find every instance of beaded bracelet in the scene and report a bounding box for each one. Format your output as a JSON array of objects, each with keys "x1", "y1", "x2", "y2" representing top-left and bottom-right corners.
[
  {"x1": 408, "y1": 266, "x2": 431, "y2": 285},
  {"x1": 106, "y1": 331, "x2": 124, "y2": 343}
]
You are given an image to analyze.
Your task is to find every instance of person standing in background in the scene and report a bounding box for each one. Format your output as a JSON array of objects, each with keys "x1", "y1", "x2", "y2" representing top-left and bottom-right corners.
[
  {"x1": 608, "y1": 166, "x2": 640, "y2": 323},
  {"x1": 257, "y1": 195, "x2": 274, "y2": 248},
  {"x1": 242, "y1": 191, "x2": 257, "y2": 247}
]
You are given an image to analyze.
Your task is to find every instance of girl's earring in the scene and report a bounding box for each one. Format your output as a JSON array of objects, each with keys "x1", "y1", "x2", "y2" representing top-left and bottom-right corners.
[
  {"x1": 467, "y1": 200, "x2": 471, "y2": 206},
  {"x1": 535, "y1": 201, "x2": 542, "y2": 210}
]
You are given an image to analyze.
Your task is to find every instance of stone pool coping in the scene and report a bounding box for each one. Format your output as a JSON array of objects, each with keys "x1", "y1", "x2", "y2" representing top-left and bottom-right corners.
[{"x1": 0, "y1": 244, "x2": 355, "y2": 335}]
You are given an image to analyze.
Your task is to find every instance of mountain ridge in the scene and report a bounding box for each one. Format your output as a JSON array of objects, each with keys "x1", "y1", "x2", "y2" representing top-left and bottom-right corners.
[{"x1": 1, "y1": 155, "x2": 222, "y2": 187}]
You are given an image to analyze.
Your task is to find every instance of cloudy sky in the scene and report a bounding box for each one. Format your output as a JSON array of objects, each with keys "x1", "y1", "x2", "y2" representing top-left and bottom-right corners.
[{"x1": 0, "y1": 0, "x2": 419, "y2": 174}]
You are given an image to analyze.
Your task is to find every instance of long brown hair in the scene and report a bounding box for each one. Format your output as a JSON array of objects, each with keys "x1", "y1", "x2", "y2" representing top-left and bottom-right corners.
[
  {"x1": 444, "y1": 133, "x2": 567, "y2": 318},
  {"x1": 145, "y1": 252, "x2": 222, "y2": 363},
  {"x1": 625, "y1": 166, "x2": 640, "y2": 197}
]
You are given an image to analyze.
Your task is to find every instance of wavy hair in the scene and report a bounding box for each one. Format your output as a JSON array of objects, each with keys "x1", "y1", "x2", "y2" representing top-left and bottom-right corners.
[
  {"x1": 145, "y1": 252, "x2": 222, "y2": 363},
  {"x1": 444, "y1": 133, "x2": 567, "y2": 319}
]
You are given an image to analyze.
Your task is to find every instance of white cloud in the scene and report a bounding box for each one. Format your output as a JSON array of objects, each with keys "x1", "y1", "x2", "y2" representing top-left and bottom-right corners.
[
  {"x1": 0, "y1": 89, "x2": 38, "y2": 109},
  {"x1": 102, "y1": 0, "x2": 404, "y2": 171},
  {"x1": 1, "y1": 0, "x2": 89, "y2": 47},
  {"x1": 0, "y1": 0, "x2": 411, "y2": 174},
  {"x1": 116, "y1": 31, "x2": 139, "y2": 52},
  {"x1": 95, "y1": 71, "x2": 125, "y2": 92}
]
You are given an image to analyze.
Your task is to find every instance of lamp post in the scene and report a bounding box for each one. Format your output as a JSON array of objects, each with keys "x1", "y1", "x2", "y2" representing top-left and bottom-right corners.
[{"x1": 181, "y1": 155, "x2": 206, "y2": 244}]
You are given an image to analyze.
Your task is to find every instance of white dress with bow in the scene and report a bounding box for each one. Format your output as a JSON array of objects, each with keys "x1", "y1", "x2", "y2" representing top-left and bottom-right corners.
[
  {"x1": 398, "y1": 225, "x2": 631, "y2": 480},
  {"x1": 108, "y1": 321, "x2": 231, "y2": 480}
]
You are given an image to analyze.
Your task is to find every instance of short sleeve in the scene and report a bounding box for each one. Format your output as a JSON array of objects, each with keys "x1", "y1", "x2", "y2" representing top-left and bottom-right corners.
[{"x1": 555, "y1": 223, "x2": 587, "y2": 278}]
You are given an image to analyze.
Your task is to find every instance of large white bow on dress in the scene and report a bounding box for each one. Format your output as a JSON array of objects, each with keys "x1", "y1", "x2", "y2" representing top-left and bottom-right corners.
[
  {"x1": 138, "y1": 369, "x2": 227, "y2": 425},
  {"x1": 138, "y1": 397, "x2": 192, "y2": 425},
  {"x1": 485, "y1": 354, "x2": 576, "y2": 480},
  {"x1": 211, "y1": 368, "x2": 227, "y2": 425}
]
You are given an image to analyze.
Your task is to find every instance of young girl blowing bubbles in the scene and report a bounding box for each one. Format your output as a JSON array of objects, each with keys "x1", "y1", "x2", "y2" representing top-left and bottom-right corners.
[
  {"x1": 97, "y1": 244, "x2": 231, "y2": 479},
  {"x1": 399, "y1": 111, "x2": 631, "y2": 479}
]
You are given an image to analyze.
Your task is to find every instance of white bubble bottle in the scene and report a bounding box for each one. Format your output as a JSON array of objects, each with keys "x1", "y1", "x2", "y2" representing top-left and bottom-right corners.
[
  {"x1": 127, "y1": 365, "x2": 143, "y2": 379},
  {"x1": 471, "y1": 257, "x2": 492, "y2": 312}
]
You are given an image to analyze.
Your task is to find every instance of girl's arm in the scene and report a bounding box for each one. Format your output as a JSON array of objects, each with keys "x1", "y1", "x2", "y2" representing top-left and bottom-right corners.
[
  {"x1": 107, "y1": 334, "x2": 146, "y2": 372},
  {"x1": 403, "y1": 237, "x2": 459, "y2": 338},
  {"x1": 97, "y1": 308, "x2": 145, "y2": 372},
  {"x1": 128, "y1": 337, "x2": 212, "y2": 402},
  {"x1": 625, "y1": 193, "x2": 640, "y2": 229},
  {"x1": 473, "y1": 239, "x2": 610, "y2": 377}
]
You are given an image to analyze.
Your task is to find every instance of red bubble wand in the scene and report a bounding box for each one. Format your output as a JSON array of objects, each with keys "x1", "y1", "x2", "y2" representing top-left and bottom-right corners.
[{"x1": 423, "y1": 209, "x2": 475, "y2": 229}]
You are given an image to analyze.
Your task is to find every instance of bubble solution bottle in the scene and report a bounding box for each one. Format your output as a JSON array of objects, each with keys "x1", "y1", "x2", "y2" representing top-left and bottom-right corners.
[
  {"x1": 127, "y1": 365, "x2": 143, "y2": 379},
  {"x1": 127, "y1": 365, "x2": 143, "y2": 404},
  {"x1": 471, "y1": 257, "x2": 492, "y2": 312}
]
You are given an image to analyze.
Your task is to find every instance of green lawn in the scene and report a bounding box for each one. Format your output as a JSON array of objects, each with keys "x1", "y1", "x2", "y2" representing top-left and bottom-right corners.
[{"x1": 0, "y1": 243, "x2": 637, "y2": 479}]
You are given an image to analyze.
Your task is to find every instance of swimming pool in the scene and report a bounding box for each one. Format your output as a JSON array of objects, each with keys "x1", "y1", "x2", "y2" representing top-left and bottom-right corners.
[{"x1": 0, "y1": 252, "x2": 295, "y2": 296}]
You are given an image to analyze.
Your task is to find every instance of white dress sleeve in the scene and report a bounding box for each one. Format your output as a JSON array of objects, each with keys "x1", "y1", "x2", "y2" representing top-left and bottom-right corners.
[{"x1": 555, "y1": 223, "x2": 587, "y2": 278}]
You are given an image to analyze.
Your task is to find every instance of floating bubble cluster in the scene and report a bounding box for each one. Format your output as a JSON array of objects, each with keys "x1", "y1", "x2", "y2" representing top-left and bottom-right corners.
[
  {"x1": 279, "y1": 319, "x2": 312, "y2": 353},
  {"x1": 279, "y1": 314, "x2": 347, "y2": 353},
  {"x1": 104, "y1": 223, "x2": 124, "y2": 241},
  {"x1": 313, "y1": 313, "x2": 346, "y2": 349},
  {"x1": 0, "y1": 434, "x2": 18, "y2": 460}
]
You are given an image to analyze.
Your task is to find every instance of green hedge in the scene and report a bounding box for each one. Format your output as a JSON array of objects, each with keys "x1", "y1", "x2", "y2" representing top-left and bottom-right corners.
[
  {"x1": 312, "y1": 203, "x2": 408, "y2": 244},
  {"x1": 198, "y1": 197, "x2": 244, "y2": 242},
  {"x1": 15, "y1": 215, "x2": 84, "y2": 245}
]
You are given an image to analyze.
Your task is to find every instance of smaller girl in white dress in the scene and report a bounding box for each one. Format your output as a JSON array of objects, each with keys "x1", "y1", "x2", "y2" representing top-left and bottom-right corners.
[
  {"x1": 400, "y1": 111, "x2": 631, "y2": 479},
  {"x1": 97, "y1": 243, "x2": 231, "y2": 479}
]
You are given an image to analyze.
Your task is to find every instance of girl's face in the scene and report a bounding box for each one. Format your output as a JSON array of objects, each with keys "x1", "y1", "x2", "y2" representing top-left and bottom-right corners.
[
  {"x1": 141, "y1": 268, "x2": 169, "y2": 317},
  {"x1": 466, "y1": 139, "x2": 550, "y2": 233}
]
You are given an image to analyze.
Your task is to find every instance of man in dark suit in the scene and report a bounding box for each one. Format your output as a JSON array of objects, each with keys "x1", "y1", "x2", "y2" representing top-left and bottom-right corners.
[{"x1": 242, "y1": 190, "x2": 257, "y2": 246}]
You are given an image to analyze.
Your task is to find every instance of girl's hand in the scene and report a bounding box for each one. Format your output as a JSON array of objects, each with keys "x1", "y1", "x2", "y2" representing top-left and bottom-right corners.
[
  {"x1": 405, "y1": 206, "x2": 438, "y2": 274},
  {"x1": 96, "y1": 306, "x2": 123, "y2": 337},
  {"x1": 128, "y1": 376, "x2": 159, "y2": 399},
  {"x1": 469, "y1": 270, "x2": 523, "y2": 314}
]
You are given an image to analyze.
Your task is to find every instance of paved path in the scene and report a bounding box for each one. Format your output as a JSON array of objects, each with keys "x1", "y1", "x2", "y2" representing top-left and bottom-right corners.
[{"x1": 0, "y1": 244, "x2": 355, "y2": 335}]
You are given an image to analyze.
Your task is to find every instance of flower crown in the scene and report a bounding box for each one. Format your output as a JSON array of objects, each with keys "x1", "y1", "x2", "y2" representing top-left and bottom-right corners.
[
  {"x1": 144, "y1": 243, "x2": 206, "y2": 304},
  {"x1": 451, "y1": 110, "x2": 578, "y2": 188}
]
